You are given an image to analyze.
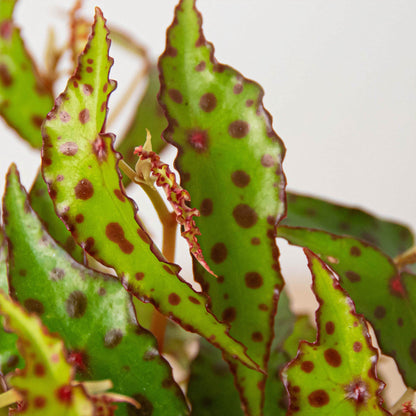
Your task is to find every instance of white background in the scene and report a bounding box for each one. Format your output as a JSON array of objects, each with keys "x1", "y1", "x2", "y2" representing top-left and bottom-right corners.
[{"x1": 1, "y1": 0, "x2": 416, "y2": 289}]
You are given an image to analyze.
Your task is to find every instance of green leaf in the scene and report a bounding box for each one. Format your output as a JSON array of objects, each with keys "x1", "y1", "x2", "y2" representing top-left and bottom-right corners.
[
  {"x1": 278, "y1": 225, "x2": 416, "y2": 389},
  {"x1": 283, "y1": 192, "x2": 413, "y2": 258},
  {"x1": 0, "y1": 0, "x2": 53, "y2": 148},
  {"x1": 42, "y1": 8, "x2": 257, "y2": 371},
  {"x1": 0, "y1": 228, "x2": 22, "y2": 374},
  {"x1": 29, "y1": 171, "x2": 84, "y2": 263},
  {"x1": 283, "y1": 250, "x2": 387, "y2": 415},
  {"x1": 188, "y1": 292, "x2": 307, "y2": 416},
  {"x1": 4, "y1": 164, "x2": 189, "y2": 416},
  {"x1": 118, "y1": 66, "x2": 167, "y2": 186},
  {"x1": 0, "y1": 289, "x2": 94, "y2": 415},
  {"x1": 158, "y1": 0, "x2": 285, "y2": 412}
]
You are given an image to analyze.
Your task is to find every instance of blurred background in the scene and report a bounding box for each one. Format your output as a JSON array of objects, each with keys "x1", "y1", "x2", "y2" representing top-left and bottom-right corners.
[{"x1": 1, "y1": 0, "x2": 415, "y2": 308}]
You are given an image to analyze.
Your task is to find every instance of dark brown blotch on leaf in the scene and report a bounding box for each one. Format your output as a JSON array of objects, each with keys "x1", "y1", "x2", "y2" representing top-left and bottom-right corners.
[
  {"x1": 245, "y1": 272, "x2": 263, "y2": 289},
  {"x1": 168, "y1": 293, "x2": 181, "y2": 305},
  {"x1": 74, "y1": 178, "x2": 94, "y2": 200},
  {"x1": 222, "y1": 307, "x2": 236, "y2": 323},
  {"x1": 308, "y1": 389, "x2": 330, "y2": 407},
  {"x1": 24, "y1": 299, "x2": 44, "y2": 315},
  {"x1": 210, "y1": 242, "x2": 228, "y2": 264},
  {"x1": 325, "y1": 321, "x2": 335, "y2": 335},
  {"x1": 233, "y1": 204, "x2": 258, "y2": 228},
  {"x1": 0, "y1": 64, "x2": 12, "y2": 86},
  {"x1": 345, "y1": 270, "x2": 361, "y2": 283},
  {"x1": 168, "y1": 88, "x2": 183, "y2": 104},
  {"x1": 231, "y1": 170, "x2": 250, "y2": 187},
  {"x1": 195, "y1": 61, "x2": 206, "y2": 71},
  {"x1": 104, "y1": 329, "x2": 123, "y2": 348},
  {"x1": 66, "y1": 290, "x2": 87, "y2": 318},
  {"x1": 79, "y1": 108, "x2": 90, "y2": 124},
  {"x1": 200, "y1": 198, "x2": 213, "y2": 216},
  {"x1": 374, "y1": 305, "x2": 386, "y2": 319},
  {"x1": 301, "y1": 361, "x2": 314, "y2": 373},
  {"x1": 350, "y1": 246, "x2": 362, "y2": 256},
  {"x1": 229, "y1": 120, "x2": 249, "y2": 138},
  {"x1": 324, "y1": 348, "x2": 342, "y2": 367},
  {"x1": 105, "y1": 223, "x2": 134, "y2": 254},
  {"x1": 199, "y1": 93, "x2": 217, "y2": 112}
]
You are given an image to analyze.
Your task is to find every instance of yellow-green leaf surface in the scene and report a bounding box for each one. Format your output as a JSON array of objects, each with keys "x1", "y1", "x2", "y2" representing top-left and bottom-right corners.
[
  {"x1": 159, "y1": 0, "x2": 285, "y2": 413},
  {"x1": 41, "y1": 8, "x2": 257, "y2": 371},
  {"x1": 0, "y1": 290, "x2": 94, "y2": 415},
  {"x1": 0, "y1": 228, "x2": 22, "y2": 374},
  {"x1": 278, "y1": 225, "x2": 416, "y2": 390},
  {"x1": 283, "y1": 251, "x2": 387, "y2": 415},
  {"x1": 0, "y1": 0, "x2": 53, "y2": 147},
  {"x1": 4, "y1": 164, "x2": 188, "y2": 416}
]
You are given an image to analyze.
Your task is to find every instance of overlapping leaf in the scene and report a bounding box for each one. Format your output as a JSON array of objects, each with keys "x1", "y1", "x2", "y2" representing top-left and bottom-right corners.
[
  {"x1": 29, "y1": 172, "x2": 84, "y2": 263},
  {"x1": 41, "y1": 8, "x2": 257, "y2": 370},
  {"x1": 0, "y1": 228, "x2": 22, "y2": 374},
  {"x1": 283, "y1": 192, "x2": 413, "y2": 258},
  {"x1": 3, "y1": 164, "x2": 188, "y2": 416},
  {"x1": 158, "y1": 0, "x2": 285, "y2": 413},
  {"x1": 278, "y1": 225, "x2": 416, "y2": 389},
  {"x1": 0, "y1": 0, "x2": 53, "y2": 147},
  {"x1": 188, "y1": 293, "x2": 314, "y2": 415},
  {"x1": 283, "y1": 251, "x2": 387, "y2": 415},
  {"x1": 0, "y1": 289, "x2": 94, "y2": 415}
]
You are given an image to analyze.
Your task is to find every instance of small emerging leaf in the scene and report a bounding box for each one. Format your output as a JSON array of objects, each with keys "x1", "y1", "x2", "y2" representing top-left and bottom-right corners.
[
  {"x1": 0, "y1": 0, "x2": 53, "y2": 147},
  {"x1": 283, "y1": 251, "x2": 387, "y2": 415}
]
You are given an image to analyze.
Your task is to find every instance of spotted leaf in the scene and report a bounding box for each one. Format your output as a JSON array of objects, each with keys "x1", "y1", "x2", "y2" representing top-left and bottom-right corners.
[
  {"x1": 41, "y1": 9, "x2": 258, "y2": 371},
  {"x1": 158, "y1": 0, "x2": 285, "y2": 412},
  {"x1": 283, "y1": 250, "x2": 387, "y2": 415},
  {"x1": 0, "y1": 0, "x2": 53, "y2": 148},
  {"x1": 0, "y1": 289, "x2": 95, "y2": 414},
  {"x1": 278, "y1": 225, "x2": 416, "y2": 390},
  {"x1": 283, "y1": 192, "x2": 413, "y2": 258},
  {"x1": 118, "y1": 66, "x2": 167, "y2": 186},
  {"x1": 3, "y1": 164, "x2": 188, "y2": 416},
  {"x1": 0, "y1": 228, "x2": 22, "y2": 375}
]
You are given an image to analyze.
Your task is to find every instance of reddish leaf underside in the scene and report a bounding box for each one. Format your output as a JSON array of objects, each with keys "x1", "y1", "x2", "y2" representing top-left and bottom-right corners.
[
  {"x1": 41, "y1": 8, "x2": 258, "y2": 371},
  {"x1": 158, "y1": 0, "x2": 285, "y2": 413},
  {"x1": 283, "y1": 251, "x2": 387, "y2": 415}
]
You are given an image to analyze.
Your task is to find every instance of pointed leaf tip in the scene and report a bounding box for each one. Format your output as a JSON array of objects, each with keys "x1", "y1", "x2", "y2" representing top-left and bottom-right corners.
[{"x1": 283, "y1": 250, "x2": 387, "y2": 415}]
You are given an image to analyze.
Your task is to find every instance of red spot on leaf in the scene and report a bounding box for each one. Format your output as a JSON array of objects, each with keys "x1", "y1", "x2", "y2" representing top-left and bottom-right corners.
[
  {"x1": 390, "y1": 276, "x2": 407, "y2": 297},
  {"x1": 56, "y1": 385, "x2": 72, "y2": 403},
  {"x1": 188, "y1": 129, "x2": 208, "y2": 153}
]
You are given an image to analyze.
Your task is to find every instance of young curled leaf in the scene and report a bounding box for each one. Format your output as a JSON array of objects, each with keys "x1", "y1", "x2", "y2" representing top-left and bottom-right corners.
[
  {"x1": 134, "y1": 141, "x2": 216, "y2": 276},
  {"x1": 283, "y1": 250, "x2": 388, "y2": 416}
]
